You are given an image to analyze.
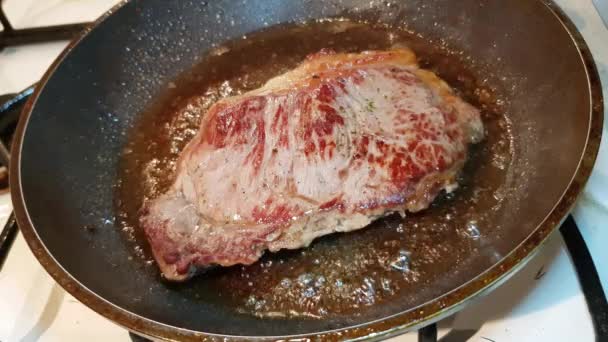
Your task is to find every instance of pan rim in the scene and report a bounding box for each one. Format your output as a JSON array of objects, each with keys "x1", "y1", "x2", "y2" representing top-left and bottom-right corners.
[{"x1": 9, "y1": 0, "x2": 604, "y2": 340}]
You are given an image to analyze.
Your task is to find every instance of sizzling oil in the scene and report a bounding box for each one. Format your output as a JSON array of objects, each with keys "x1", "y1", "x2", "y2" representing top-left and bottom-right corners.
[{"x1": 115, "y1": 20, "x2": 513, "y2": 319}]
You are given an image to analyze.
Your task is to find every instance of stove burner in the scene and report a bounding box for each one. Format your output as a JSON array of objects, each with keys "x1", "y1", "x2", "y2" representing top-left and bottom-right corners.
[{"x1": 0, "y1": 5, "x2": 606, "y2": 339}]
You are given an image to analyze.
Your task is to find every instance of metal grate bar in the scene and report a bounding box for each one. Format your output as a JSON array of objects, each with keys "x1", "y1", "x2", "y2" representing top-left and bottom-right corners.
[
  {"x1": 561, "y1": 215, "x2": 608, "y2": 341},
  {"x1": 0, "y1": 5, "x2": 90, "y2": 49}
]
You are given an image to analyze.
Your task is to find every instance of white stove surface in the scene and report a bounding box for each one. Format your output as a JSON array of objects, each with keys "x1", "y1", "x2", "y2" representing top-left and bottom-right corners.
[{"x1": 0, "y1": 1, "x2": 607, "y2": 341}]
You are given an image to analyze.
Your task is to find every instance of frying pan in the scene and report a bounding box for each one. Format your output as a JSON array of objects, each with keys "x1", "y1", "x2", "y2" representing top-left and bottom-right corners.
[{"x1": 10, "y1": 0, "x2": 603, "y2": 340}]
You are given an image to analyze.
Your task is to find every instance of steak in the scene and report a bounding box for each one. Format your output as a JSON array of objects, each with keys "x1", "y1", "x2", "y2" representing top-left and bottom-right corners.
[{"x1": 141, "y1": 48, "x2": 484, "y2": 281}]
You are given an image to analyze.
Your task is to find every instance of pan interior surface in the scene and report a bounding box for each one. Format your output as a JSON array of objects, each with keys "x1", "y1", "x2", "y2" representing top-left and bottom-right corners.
[
  {"x1": 17, "y1": 0, "x2": 593, "y2": 337},
  {"x1": 116, "y1": 20, "x2": 515, "y2": 323}
]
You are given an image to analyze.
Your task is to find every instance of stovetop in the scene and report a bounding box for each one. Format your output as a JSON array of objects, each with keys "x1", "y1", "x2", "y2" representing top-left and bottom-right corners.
[{"x1": 1, "y1": 1, "x2": 607, "y2": 341}]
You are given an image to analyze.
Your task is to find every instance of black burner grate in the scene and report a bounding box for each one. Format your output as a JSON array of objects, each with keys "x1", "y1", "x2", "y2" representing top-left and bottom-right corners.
[
  {"x1": 0, "y1": 0, "x2": 90, "y2": 270},
  {"x1": 0, "y1": 88, "x2": 30, "y2": 271},
  {"x1": 0, "y1": 2, "x2": 89, "y2": 51}
]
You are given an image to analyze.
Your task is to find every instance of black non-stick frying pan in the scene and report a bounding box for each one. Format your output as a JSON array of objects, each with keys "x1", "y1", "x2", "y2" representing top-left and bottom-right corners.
[{"x1": 10, "y1": 0, "x2": 603, "y2": 340}]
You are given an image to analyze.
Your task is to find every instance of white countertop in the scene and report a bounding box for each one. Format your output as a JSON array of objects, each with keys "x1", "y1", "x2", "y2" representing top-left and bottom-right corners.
[{"x1": 0, "y1": 0, "x2": 607, "y2": 341}]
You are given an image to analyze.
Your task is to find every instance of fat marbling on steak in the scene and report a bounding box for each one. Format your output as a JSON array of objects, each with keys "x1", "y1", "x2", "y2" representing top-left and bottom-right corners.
[{"x1": 141, "y1": 48, "x2": 484, "y2": 281}]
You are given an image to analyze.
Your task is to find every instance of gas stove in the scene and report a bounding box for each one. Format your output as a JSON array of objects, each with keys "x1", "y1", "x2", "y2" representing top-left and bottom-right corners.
[{"x1": 1, "y1": 1, "x2": 607, "y2": 341}]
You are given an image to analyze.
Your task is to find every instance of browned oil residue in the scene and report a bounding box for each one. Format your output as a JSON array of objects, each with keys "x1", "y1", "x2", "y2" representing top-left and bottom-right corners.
[{"x1": 115, "y1": 20, "x2": 513, "y2": 320}]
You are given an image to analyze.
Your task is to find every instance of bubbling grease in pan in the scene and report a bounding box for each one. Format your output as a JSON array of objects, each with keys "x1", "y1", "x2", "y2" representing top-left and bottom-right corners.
[{"x1": 115, "y1": 20, "x2": 514, "y2": 319}]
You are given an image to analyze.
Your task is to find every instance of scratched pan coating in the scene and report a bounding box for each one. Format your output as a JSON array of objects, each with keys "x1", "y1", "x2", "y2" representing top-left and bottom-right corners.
[{"x1": 11, "y1": 0, "x2": 602, "y2": 340}]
